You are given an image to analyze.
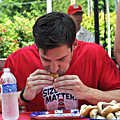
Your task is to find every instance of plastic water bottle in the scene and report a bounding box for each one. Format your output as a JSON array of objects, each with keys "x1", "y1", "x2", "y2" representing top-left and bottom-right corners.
[{"x1": 0, "y1": 68, "x2": 19, "y2": 120}]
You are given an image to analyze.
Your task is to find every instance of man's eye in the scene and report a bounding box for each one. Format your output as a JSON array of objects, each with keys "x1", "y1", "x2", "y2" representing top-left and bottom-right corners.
[
  {"x1": 58, "y1": 58, "x2": 65, "y2": 61},
  {"x1": 43, "y1": 58, "x2": 50, "y2": 62}
]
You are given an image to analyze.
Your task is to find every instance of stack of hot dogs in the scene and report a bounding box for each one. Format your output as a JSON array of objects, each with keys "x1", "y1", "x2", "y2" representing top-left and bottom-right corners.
[{"x1": 80, "y1": 100, "x2": 120, "y2": 119}]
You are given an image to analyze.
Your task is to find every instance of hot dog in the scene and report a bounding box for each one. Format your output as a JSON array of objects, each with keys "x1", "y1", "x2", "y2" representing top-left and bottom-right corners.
[
  {"x1": 49, "y1": 73, "x2": 59, "y2": 84},
  {"x1": 89, "y1": 109, "x2": 98, "y2": 118},
  {"x1": 97, "y1": 100, "x2": 120, "y2": 117},
  {"x1": 106, "y1": 113, "x2": 116, "y2": 119},
  {"x1": 80, "y1": 104, "x2": 97, "y2": 117}
]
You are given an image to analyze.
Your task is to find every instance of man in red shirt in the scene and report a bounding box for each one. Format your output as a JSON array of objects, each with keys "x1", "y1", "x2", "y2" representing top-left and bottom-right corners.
[{"x1": 0, "y1": 12, "x2": 120, "y2": 112}]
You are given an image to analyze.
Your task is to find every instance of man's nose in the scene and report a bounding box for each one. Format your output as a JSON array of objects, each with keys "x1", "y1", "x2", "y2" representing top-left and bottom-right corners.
[{"x1": 50, "y1": 62, "x2": 59, "y2": 73}]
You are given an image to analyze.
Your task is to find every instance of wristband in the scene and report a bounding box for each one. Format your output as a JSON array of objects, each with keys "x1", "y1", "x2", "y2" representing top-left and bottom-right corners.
[{"x1": 20, "y1": 88, "x2": 31, "y2": 103}]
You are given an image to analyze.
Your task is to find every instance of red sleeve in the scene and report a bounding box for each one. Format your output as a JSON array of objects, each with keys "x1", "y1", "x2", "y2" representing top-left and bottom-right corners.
[{"x1": 98, "y1": 47, "x2": 120, "y2": 90}]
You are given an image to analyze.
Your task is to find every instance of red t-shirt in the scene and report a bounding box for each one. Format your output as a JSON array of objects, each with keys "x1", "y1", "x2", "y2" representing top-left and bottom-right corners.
[{"x1": 0, "y1": 41, "x2": 120, "y2": 111}]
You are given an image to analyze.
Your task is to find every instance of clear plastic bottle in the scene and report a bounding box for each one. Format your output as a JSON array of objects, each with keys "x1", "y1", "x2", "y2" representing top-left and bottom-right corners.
[{"x1": 0, "y1": 68, "x2": 19, "y2": 120}]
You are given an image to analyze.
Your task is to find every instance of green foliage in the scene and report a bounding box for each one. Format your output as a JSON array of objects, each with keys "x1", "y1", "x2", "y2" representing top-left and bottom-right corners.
[
  {"x1": 0, "y1": 0, "x2": 117, "y2": 58},
  {"x1": 0, "y1": 0, "x2": 46, "y2": 19},
  {"x1": 98, "y1": 0, "x2": 115, "y2": 12},
  {"x1": 0, "y1": 11, "x2": 116, "y2": 58},
  {"x1": 52, "y1": 0, "x2": 88, "y2": 13},
  {"x1": 53, "y1": 0, "x2": 115, "y2": 14},
  {"x1": 81, "y1": 11, "x2": 116, "y2": 58},
  {"x1": 0, "y1": 15, "x2": 35, "y2": 58},
  {"x1": 104, "y1": 12, "x2": 116, "y2": 58}
]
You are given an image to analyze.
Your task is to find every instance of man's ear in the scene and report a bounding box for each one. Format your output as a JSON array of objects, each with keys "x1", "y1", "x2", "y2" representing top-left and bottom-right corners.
[{"x1": 72, "y1": 39, "x2": 78, "y2": 50}]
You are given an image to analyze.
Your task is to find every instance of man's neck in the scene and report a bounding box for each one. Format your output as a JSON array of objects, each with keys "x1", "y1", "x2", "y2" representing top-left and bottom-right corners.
[{"x1": 76, "y1": 25, "x2": 81, "y2": 33}]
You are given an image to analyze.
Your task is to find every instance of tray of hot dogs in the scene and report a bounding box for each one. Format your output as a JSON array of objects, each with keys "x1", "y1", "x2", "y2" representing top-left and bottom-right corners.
[
  {"x1": 30, "y1": 100, "x2": 120, "y2": 119},
  {"x1": 80, "y1": 100, "x2": 120, "y2": 119}
]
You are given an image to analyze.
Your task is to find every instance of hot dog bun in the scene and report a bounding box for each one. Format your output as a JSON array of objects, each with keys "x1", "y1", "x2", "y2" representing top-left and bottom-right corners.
[
  {"x1": 97, "y1": 100, "x2": 120, "y2": 117},
  {"x1": 97, "y1": 102, "x2": 106, "y2": 115},
  {"x1": 115, "y1": 111, "x2": 120, "y2": 119},
  {"x1": 96, "y1": 115, "x2": 105, "y2": 119},
  {"x1": 80, "y1": 104, "x2": 87, "y2": 117},
  {"x1": 89, "y1": 109, "x2": 98, "y2": 118},
  {"x1": 80, "y1": 100, "x2": 120, "y2": 119},
  {"x1": 101, "y1": 105, "x2": 115, "y2": 117},
  {"x1": 49, "y1": 74, "x2": 59, "y2": 84},
  {"x1": 80, "y1": 104, "x2": 97, "y2": 117},
  {"x1": 49, "y1": 73, "x2": 59, "y2": 79},
  {"x1": 106, "y1": 113, "x2": 116, "y2": 119}
]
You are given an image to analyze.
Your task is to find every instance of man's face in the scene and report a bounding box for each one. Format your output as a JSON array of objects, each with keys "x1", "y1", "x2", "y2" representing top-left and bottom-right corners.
[
  {"x1": 39, "y1": 45, "x2": 73, "y2": 76},
  {"x1": 70, "y1": 12, "x2": 83, "y2": 27}
]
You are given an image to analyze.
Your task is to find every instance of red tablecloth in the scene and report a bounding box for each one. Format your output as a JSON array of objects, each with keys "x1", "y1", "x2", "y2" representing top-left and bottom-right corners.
[{"x1": 0, "y1": 112, "x2": 90, "y2": 120}]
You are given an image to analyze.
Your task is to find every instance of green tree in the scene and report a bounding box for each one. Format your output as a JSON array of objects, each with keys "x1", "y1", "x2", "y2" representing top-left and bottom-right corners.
[
  {"x1": 53, "y1": 0, "x2": 87, "y2": 13},
  {"x1": 0, "y1": 0, "x2": 46, "y2": 19},
  {"x1": 0, "y1": 0, "x2": 116, "y2": 20},
  {"x1": 0, "y1": 0, "x2": 117, "y2": 58},
  {"x1": 98, "y1": 0, "x2": 115, "y2": 12}
]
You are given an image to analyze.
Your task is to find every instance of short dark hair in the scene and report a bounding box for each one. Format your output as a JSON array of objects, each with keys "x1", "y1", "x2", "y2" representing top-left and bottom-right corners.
[{"x1": 33, "y1": 12, "x2": 76, "y2": 52}]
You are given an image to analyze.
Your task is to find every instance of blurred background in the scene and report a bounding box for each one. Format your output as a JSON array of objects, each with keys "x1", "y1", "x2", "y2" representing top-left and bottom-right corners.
[{"x1": 0, "y1": 0, "x2": 119, "y2": 59}]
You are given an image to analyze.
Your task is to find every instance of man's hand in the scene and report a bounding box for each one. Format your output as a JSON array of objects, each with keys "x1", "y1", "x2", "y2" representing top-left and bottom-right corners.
[
  {"x1": 53, "y1": 75, "x2": 89, "y2": 100},
  {"x1": 23, "y1": 69, "x2": 54, "y2": 101}
]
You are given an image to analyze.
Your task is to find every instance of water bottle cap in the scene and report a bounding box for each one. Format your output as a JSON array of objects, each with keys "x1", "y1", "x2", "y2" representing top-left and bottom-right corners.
[{"x1": 3, "y1": 68, "x2": 10, "y2": 72}]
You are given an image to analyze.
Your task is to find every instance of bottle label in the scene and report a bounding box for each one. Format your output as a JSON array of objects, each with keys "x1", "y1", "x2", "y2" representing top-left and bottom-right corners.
[{"x1": 1, "y1": 83, "x2": 17, "y2": 94}]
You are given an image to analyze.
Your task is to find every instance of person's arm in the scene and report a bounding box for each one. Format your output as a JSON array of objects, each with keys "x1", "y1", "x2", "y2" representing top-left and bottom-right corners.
[
  {"x1": 17, "y1": 91, "x2": 25, "y2": 106},
  {"x1": 53, "y1": 74, "x2": 120, "y2": 105},
  {"x1": 114, "y1": 1, "x2": 120, "y2": 67},
  {"x1": 22, "y1": 69, "x2": 54, "y2": 101},
  {"x1": 80, "y1": 87, "x2": 120, "y2": 105}
]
